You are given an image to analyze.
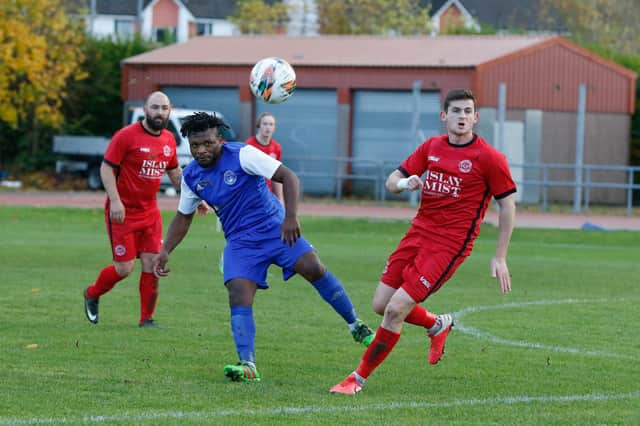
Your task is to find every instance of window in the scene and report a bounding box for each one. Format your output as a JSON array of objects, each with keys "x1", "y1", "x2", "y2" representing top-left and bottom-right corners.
[
  {"x1": 166, "y1": 121, "x2": 181, "y2": 146},
  {"x1": 155, "y1": 27, "x2": 176, "y2": 43},
  {"x1": 115, "y1": 19, "x2": 135, "y2": 38},
  {"x1": 196, "y1": 21, "x2": 213, "y2": 36}
]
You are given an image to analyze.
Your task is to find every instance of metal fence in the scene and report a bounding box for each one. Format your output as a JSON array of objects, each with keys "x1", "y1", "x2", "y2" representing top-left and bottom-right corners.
[
  {"x1": 517, "y1": 163, "x2": 640, "y2": 215},
  {"x1": 287, "y1": 156, "x2": 640, "y2": 216}
]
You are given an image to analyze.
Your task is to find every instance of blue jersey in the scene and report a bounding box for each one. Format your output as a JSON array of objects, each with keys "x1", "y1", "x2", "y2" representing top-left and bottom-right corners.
[{"x1": 179, "y1": 142, "x2": 283, "y2": 241}]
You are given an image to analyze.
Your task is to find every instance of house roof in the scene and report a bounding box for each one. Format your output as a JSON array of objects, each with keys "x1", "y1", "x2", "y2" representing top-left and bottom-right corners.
[
  {"x1": 422, "y1": 0, "x2": 566, "y2": 32},
  {"x1": 82, "y1": 0, "x2": 236, "y2": 19},
  {"x1": 88, "y1": 0, "x2": 153, "y2": 15},
  {"x1": 122, "y1": 34, "x2": 556, "y2": 68},
  {"x1": 181, "y1": 0, "x2": 237, "y2": 19},
  {"x1": 422, "y1": 0, "x2": 449, "y2": 11},
  {"x1": 462, "y1": 0, "x2": 559, "y2": 31}
]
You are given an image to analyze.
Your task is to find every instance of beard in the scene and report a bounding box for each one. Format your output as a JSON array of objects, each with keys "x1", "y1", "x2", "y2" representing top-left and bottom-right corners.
[
  {"x1": 145, "y1": 114, "x2": 168, "y2": 132},
  {"x1": 195, "y1": 153, "x2": 217, "y2": 168}
]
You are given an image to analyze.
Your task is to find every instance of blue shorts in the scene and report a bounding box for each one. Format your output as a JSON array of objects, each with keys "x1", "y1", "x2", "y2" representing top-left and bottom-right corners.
[{"x1": 223, "y1": 225, "x2": 314, "y2": 289}]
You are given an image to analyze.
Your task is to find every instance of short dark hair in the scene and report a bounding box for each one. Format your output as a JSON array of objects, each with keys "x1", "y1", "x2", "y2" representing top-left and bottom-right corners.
[
  {"x1": 180, "y1": 112, "x2": 229, "y2": 138},
  {"x1": 443, "y1": 89, "x2": 477, "y2": 113}
]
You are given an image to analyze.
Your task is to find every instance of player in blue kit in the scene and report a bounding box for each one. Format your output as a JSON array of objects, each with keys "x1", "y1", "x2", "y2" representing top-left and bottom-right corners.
[{"x1": 152, "y1": 112, "x2": 374, "y2": 382}]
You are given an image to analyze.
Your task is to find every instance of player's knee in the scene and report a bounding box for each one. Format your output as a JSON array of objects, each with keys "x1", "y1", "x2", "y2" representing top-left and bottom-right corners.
[
  {"x1": 383, "y1": 303, "x2": 405, "y2": 324},
  {"x1": 114, "y1": 261, "x2": 135, "y2": 277},
  {"x1": 228, "y1": 294, "x2": 248, "y2": 306},
  {"x1": 226, "y1": 279, "x2": 255, "y2": 306},
  {"x1": 305, "y1": 262, "x2": 326, "y2": 281},
  {"x1": 372, "y1": 284, "x2": 393, "y2": 316},
  {"x1": 295, "y1": 252, "x2": 326, "y2": 281},
  {"x1": 372, "y1": 299, "x2": 386, "y2": 316}
]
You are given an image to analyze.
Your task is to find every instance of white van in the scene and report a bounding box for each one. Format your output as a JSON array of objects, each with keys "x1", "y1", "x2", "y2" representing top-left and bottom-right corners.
[{"x1": 54, "y1": 108, "x2": 235, "y2": 189}]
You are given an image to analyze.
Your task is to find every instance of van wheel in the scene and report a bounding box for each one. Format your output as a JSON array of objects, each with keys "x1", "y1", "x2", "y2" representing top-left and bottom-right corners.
[{"x1": 87, "y1": 165, "x2": 103, "y2": 190}]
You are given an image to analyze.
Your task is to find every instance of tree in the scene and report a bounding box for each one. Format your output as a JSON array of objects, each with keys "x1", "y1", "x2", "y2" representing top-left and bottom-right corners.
[
  {"x1": 62, "y1": 35, "x2": 158, "y2": 137},
  {"x1": 440, "y1": 22, "x2": 497, "y2": 36},
  {"x1": 316, "y1": 0, "x2": 432, "y2": 35},
  {"x1": 0, "y1": 0, "x2": 86, "y2": 169},
  {"x1": 229, "y1": 0, "x2": 290, "y2": 34},
  {"x1": 539, "y1": 0, "x2": 640, "y2": 56}
]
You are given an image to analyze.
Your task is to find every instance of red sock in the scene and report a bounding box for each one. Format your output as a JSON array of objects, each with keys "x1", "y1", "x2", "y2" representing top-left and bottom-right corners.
[
  {"x1": 405, "y1": 305, "x2": 437, "y2": 329},
  {"x1": 139, "y1": 272, "x2": 159, "y2": 323},
  {"x1": 86, "y1": 265, "x2": 123, "y2": 299},
  {"x1": 355, "y1": 326, "x2": 401, "y2": 379}
]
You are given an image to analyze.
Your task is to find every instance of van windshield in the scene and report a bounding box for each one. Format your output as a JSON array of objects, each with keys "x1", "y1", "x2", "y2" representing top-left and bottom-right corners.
[{"x1": 167, "y1": 121, "x2": 181, "y2": 146}]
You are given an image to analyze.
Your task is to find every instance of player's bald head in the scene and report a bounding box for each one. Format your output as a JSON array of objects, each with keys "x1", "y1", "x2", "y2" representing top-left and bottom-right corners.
[
  {"x1": 143, "y1": 91, "x2": 171, "y2": 132},
  {"x1": 145, "y1": 91, "x2": 170, "y2": 107}
]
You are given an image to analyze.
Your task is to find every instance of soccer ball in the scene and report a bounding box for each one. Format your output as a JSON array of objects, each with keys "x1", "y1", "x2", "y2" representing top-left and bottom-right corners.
[{"x1": 249, "y1": 57, "x2": 296, "y2": 104}]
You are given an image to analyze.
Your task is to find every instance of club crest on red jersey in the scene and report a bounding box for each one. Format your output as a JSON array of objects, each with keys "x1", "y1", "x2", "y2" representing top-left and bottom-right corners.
[
  {"x1": 163, "y1": 145, "x2": 172, "y2": 157},
  {"x1": 458, "y1": 160, "x2": 472, "y2": 173}
]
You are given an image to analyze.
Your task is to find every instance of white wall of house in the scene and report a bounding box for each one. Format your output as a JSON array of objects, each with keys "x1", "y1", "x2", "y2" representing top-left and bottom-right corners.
[
  {"x1": 83, "y1": 2, "x2": 246, "y2": 41},
  {"x1": 141, "y1": 7, "x2": 153, "y2": 40},
  {"x1": 177, "y1": 6, "x2": 194, "y2": 42},
  {"x1": 88, "y1": 15, "x2": 136, "y2": 39},
  {"x1": 210, "y1": 19, "x2": 237, "y2": 36}
]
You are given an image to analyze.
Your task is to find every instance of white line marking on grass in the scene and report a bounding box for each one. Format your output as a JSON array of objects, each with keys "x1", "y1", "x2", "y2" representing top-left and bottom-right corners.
[
  {"x1": 452, "y1": 298, "x2": 638, "y2": 360},
  {"x1": 1, "y1": 391, "x2": 638, "y2": 425}
]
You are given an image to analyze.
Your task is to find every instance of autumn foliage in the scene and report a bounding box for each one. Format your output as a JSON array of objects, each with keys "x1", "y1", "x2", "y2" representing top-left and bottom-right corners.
[
  {"x1": 229, "y1": 0, "x2": 290, "y2": 34},
  {"x1": 316, "y1": 0, "x2": 432, "y2": 35},
  {"x1": 0, "y1": 0, "x2": 86, "y2": 170},
  {"x1": 0, "y1": 0, "x2": 86, "y2": 129}
]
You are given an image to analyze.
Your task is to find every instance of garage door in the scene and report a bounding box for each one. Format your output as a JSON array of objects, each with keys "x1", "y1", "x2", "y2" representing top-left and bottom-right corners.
[
  {"x1": 256, "y1": 89, "x2": 338, "y2": 195},
  {"x1": 352, "y1": 90, "x2": 441, "y2": 198},
  {"x1": 161, "y1": 86, "x2": 240, "y2": 137}
]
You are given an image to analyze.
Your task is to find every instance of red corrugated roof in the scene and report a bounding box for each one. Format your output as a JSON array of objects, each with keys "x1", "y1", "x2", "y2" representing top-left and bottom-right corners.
[{"x1": 122, "y1": 34, "x2": 556, "y2": 68}]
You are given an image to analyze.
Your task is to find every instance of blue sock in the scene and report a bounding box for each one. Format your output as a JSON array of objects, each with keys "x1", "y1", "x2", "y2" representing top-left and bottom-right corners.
[
  {"x1": 311, "y1": 271, "x2": 357, "y2": 324},
  {"x1": 230, "y1": 306, "x2": 256, "y2": 363}
]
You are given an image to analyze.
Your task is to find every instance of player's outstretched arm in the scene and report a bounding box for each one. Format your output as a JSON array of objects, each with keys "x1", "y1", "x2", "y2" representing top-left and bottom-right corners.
[
  {"x1": 491, "y1": 194, "x2": 516, "y2": 293},
  {"x1": 152, "y1": 211, "x2": 194, "y2": 277}
]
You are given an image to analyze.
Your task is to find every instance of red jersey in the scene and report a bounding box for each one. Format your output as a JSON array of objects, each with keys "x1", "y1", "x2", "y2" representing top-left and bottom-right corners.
[
  {"x1": 245, "y1": 135, "x2": 282, "y2": 160},
  {"x1": 245, "y1": 135, "x2": 282, "y2": 190},
  {"x1": 103, "y1": 122, "x2": 178, "y2": 215},
  {"x1": 400, "y1": 134, "x2": 516, "y2": 254}
]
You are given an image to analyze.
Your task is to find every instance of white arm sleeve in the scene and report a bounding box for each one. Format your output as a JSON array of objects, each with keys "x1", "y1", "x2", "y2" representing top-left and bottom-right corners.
[
  {"x1": 177, "y1": 177, "x2": 201, "y2": 215},
  {"x1": 239, "y1": 145, "x2": 281, "y2": 178}
]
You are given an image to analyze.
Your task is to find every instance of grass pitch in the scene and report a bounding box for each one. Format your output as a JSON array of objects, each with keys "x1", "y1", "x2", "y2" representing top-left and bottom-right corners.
[{"x1": 0, "y1": 206, "x2": 638, "y2": 425}]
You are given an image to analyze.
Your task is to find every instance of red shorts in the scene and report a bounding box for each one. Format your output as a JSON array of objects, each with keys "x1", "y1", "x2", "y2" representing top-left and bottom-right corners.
[
  {"x1": 105, "y1": 209, "x2": 162, "y2": 262},
  {"x1": 380, "y1": 232, "x2": 468, "y2": 303}
]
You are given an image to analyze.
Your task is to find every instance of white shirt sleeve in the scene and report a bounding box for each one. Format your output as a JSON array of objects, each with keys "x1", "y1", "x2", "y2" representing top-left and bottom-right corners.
[
  {"x1": 239, "y1": 145, "x2": 281, "y2": 178},
  {"x1": 177, "y1": 177, "x2": 201, "y2": 214}
]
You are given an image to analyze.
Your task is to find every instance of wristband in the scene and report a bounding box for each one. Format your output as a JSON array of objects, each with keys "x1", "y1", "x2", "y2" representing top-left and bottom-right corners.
[{"x1": 396, "y1": 178, "x2": 409, "y2": 190}]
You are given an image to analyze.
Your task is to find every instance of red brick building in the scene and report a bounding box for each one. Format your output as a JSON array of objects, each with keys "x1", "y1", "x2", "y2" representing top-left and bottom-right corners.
[{"x1": 121, "y1": 35, "x2": 636, "y2": 202}]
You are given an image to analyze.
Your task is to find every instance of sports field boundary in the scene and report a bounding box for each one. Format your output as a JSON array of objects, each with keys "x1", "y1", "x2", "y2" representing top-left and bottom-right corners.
[{"x1": 1, "y1": 391, "x2": 638, "y2": 425}]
